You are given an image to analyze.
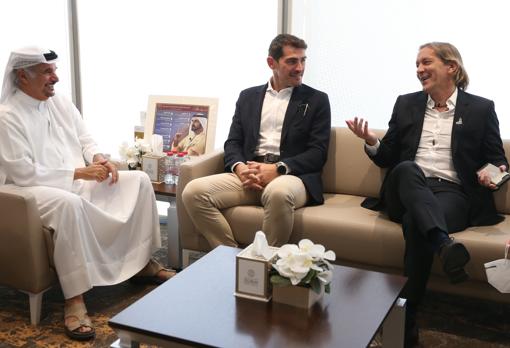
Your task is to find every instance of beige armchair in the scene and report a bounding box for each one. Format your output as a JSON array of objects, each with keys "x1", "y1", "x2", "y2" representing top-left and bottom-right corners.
[{"x1": 0, "y1": 185, "x2": 56, "y2": 325}]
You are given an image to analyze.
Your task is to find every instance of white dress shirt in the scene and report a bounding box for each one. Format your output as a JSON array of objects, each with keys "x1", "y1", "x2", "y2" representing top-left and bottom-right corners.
[
  {"x1": 255, "y1": 80, "x2": 293, "y2": 156},
  {"x1": 415, "y1": 89, "x2": 460, "y2": 183},
  {"x1": 366, "y1": 89, "x2": 460, "y2": 183}
]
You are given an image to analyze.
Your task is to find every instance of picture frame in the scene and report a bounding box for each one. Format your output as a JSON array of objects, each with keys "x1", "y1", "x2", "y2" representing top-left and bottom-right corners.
[{"x1": 144, "y1": 95, "x2": 218, "y2": 155}]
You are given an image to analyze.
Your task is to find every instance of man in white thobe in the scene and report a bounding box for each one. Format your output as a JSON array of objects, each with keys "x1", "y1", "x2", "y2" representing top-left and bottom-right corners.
[
  {"x1": 171, "y1": 114, "x2": 207, "y2": 155},
  {"x1": 0, "y1": 47, "x2": 173, "y2": 341}
]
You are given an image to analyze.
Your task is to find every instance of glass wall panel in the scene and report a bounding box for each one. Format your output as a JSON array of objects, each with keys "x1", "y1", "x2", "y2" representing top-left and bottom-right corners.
[
  {"x1": 292, "y1": 0, "x2": 510, "y2": 137},
  {"x1": 78, "y1": 0, "x2": 278, "y2": 156},
  {"x1": 0, "y1": 0, "x2": 72, "y2": 99}
]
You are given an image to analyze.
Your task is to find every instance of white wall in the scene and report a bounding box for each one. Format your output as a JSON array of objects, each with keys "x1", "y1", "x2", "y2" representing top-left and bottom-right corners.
[
  {"x1": 78, "y1": 0, "x2": 278, "y2": 156},
  {"x1": 292, "y1": 0, "x2": 510, "y2": 137},
  {"x1": 0, "y1": 0, "x2": 72, "y2": 100}
]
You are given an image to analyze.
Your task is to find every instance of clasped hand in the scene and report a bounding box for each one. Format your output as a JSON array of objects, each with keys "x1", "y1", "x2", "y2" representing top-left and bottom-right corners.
[
  {"x1": 235, "y1": 161, "x2": 278, "y2": 191},
  {"x1": 75, "y1": 159, "x2": 118, "y2": 185}
]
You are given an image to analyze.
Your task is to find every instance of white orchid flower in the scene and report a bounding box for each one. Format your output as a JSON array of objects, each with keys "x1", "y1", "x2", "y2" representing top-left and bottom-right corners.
[
  {"x1": 272, "y1": 238, "x2": 336, "y2": 288},
  {"x1": 141, "y1": 143, "x2": 152, "y2": 154},
  {"x1": 287, "y1": 252, "x2": 313, "y2": 274},
  {"x1": 298, "y1": 239, "x2": 314, "y2": 251},
  {"x1": 277, "y1": 244, "x2": 300, "y2": 258},
  {"x1": 317, "y1": 270, "x2": 333, "y2": 284},
  {"x1": 324, "y1": 250, "x2": 336, "y2": 261}
]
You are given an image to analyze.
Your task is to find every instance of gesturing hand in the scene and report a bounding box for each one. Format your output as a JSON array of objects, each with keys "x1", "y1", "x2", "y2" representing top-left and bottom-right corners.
[
  {"x1": 172, "y1": 132, "x2": 182, "y2": 147},
  {"x1": 345, "y1": 117, "x2": 378, "y2": 146}
]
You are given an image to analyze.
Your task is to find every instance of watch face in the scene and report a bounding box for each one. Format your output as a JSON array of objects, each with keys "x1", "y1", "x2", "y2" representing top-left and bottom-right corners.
[{"x1": 277, "y1": 163, "x2": 286, "y2": 175}]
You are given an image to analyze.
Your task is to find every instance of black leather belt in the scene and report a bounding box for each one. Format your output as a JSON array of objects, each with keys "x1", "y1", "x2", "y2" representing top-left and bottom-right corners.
[
  {"x1": 426, "y1": 177, "x2": 460, "y2": 186},
  {"x1": 253, "y1": 153, "x2": 280, "y2": 163}
]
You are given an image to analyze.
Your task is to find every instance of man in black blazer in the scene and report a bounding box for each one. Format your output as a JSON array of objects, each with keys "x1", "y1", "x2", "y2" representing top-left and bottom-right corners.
[
  {"x1": 346, "y1": 42, "x2": 507, "y2": 347},
  {"x1": 182, "y1": 34, "x2": 331, "y2": 248}
]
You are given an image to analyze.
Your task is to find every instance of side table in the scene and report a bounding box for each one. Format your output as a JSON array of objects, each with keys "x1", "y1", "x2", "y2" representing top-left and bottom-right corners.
[{"x1": 152, "y1": 182, "x2": 181, "y2": 269}]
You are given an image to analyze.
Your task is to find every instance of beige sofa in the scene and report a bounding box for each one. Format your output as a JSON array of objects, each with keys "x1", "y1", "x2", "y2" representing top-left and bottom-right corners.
[
  {"x1": 0, "y1": 185, "x2": 56, "y2": 325},
  {"x1": 0, "y1": 160, "x2": 128, "y2": 325},
  {"x1": 177, "y1": 127, "x2": 510, "y2": 303}
]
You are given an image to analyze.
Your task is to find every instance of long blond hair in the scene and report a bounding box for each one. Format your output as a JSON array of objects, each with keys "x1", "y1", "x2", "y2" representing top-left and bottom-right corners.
[{"x1": 420, "y1": 42, "x2": 469, "y2": 90}]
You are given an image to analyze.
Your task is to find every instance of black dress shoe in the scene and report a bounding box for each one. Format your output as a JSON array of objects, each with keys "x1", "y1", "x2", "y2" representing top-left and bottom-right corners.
[{"x1": 439, "y1": 238, "x2": 470, "y2": 284}]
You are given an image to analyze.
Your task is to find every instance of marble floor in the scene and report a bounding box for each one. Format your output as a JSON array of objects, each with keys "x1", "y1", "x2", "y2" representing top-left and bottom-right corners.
[{"x1": 1, "y1": 224, "x2": 509, "y2": 347}]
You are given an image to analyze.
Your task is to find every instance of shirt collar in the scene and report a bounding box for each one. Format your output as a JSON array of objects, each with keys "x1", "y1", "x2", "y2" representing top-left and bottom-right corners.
[
  {"x1": 427, "y1": 88, "x2": 458, "y2": 109},
  {"x1": 15, "y1": 88, "x2": 47, "y2": 111},
  {"x1": 266, "y1": 79, "x2": 293, "y2": 96}
]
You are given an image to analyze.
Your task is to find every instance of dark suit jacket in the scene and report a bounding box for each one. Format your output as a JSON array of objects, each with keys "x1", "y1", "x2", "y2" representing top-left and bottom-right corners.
[
  {"x1": 366, "y1": 89, "x2": 508, "y2": 226},
  {"x1": 224, "y1": 83, "x2": 331, "y2": 205}
]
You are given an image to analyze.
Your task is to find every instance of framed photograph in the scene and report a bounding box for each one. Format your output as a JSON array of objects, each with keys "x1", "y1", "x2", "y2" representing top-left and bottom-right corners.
[{"x1": 144, "y1": 95, "x2": 218, "y2": 155}]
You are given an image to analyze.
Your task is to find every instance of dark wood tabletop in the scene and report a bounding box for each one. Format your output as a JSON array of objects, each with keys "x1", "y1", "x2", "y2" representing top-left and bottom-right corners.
[
  {"x1": 152, "y1": 182, "x2": 176, "y2": 197},
  {"x1": 109, "y1": 246, "x2": 406, "y2": 348}
]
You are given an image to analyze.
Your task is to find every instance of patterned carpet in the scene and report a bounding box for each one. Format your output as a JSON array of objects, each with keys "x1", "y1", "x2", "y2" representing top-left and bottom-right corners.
[{"x1": 1, "y1": 224, "x2": 510, "y2": 347}]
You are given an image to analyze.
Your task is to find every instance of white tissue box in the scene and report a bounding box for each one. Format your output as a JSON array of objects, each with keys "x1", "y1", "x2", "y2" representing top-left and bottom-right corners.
[
  {"x1": 235, "y1": 244, "x2": 279, "y2": 302},
  {"x1": 142, "y1": 154, "x2": 166, "y2": 183}
]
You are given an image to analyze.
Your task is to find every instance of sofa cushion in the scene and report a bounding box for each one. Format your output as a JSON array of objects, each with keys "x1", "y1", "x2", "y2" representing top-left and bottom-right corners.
[
  {"x1": 494, "y1": 169, "x2": 510, "y2": 215},
  {"x1": 225, "y1": 192, "x2": 510, "y2": 283},
  {"x1": 322, "y1": 127, "x2": 386, "y2": 198},
  {"x1": 226, "y1": 194, "x2": 405, "y2": 269},
  {"x1": 323, "y1": 128, "x2": 510, "y2": 216},
  {"x1": 452, "y1": 221, "x2": 510, "y2": 281}
]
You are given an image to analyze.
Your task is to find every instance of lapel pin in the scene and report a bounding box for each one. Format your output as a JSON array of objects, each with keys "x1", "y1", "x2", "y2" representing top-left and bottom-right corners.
[{"x1": 299, "y1": 103, "x2": 309, "y2": 117}]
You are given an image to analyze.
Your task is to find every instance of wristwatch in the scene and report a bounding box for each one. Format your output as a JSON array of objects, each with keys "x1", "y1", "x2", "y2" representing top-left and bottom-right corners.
[{"x1": 276, "y1": 161, "x2": 289, "y2": 175}]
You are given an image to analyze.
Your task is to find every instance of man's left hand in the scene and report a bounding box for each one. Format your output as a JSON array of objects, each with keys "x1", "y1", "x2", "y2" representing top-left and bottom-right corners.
[
  {"x1": 246, "y1": 161, "x2": 279, "y2": 187},
  {"x1": 478, "y1": 164, "x2": 507, "y2": 190},
  {"x1": 93, "y1": 154, "x2": 119, "y2": 185}
]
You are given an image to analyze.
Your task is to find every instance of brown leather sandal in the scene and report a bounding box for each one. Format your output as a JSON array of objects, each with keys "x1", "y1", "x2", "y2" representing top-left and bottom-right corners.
[{"x1": 64, "y1": 301, "x2": 95, "y2": 341}]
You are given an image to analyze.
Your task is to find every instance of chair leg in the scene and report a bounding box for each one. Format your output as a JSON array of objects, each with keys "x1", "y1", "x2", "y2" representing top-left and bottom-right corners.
[
  {"x1": 19, "y1": 287, "x2": 51, "y2": 325},
  {"x1": 28, "y1": 292, "x2": 43, "y2": 325}
]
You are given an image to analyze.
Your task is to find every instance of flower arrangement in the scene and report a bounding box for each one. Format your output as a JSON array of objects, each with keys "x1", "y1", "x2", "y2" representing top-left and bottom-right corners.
[
  {"x1": 270, "y1": 239, "x2": 336, "y2": 294},
  {"x1": 118, "y1": 138, "x2": 152, "y2": 169}
]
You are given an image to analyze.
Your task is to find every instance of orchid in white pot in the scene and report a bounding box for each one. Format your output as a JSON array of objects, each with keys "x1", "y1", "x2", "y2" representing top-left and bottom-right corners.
[{"x1": 270, "y1": 239, "x2": 336, "y2": 294}]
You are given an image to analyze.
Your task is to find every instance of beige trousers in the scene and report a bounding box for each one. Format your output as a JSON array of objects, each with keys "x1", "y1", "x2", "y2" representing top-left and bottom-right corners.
[{"x1": 182, "y1": 173, "x2": 308, "y2": 248}]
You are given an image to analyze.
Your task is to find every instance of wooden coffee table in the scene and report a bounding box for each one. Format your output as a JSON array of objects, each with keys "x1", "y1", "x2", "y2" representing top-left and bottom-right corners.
[{"x1": 110, "y1": 246, "x2": 407, "y2": 348}]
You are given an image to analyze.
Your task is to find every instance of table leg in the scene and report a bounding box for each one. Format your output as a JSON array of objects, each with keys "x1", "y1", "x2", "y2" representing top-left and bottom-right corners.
[
  {"x1": 166, "y1": 198, "x2": 182, "y2": 269},
  {"x1": 111, "y1": 336, "x2": 140, "y2": 348},
  {"x1": 382, "y1": 297, "x2": 406, "y2": 348}
]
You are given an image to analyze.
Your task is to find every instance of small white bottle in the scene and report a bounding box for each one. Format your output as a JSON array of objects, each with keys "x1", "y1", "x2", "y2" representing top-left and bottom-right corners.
[
  {"x1": 174, "y1": 152, "x2": 185, "y2": 186},
  {"x1": 164, "y1": 151, "x2": 175, "y2": 185}
]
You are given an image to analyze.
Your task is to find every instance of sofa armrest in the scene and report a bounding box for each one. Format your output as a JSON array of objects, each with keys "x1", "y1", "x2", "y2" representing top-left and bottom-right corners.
[
  {"x1": 0, "y1": 186, "x2": 55, "y2": 293},
  {"x1": 176, "y1": 150, "x2": 225, "y2": 252}
]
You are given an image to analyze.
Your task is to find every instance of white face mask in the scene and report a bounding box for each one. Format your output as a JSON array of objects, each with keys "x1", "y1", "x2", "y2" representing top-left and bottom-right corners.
[{"x1": 484, "y1": 241, "x2": 510, "y2": 293}]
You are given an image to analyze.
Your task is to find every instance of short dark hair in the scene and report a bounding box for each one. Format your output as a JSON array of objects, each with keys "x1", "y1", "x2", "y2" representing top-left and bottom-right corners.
[{"x1": 268, "y1": 34, "x2": 307, "y2": 61}]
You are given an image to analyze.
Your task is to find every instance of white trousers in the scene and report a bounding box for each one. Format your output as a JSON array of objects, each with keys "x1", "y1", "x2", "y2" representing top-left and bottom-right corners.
[{"x1": 25, "y1": 170, "x2": 160, "y2": 299}]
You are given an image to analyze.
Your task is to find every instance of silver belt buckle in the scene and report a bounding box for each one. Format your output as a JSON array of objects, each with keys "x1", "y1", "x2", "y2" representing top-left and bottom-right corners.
[{"x1": 263, "y1": 153, "x2": 279, "y2": 163}]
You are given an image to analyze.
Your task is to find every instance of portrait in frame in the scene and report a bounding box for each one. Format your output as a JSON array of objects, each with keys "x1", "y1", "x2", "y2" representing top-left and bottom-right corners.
[{"x1": 144, "y1": 95, "x2": 218, "y2": 155}]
